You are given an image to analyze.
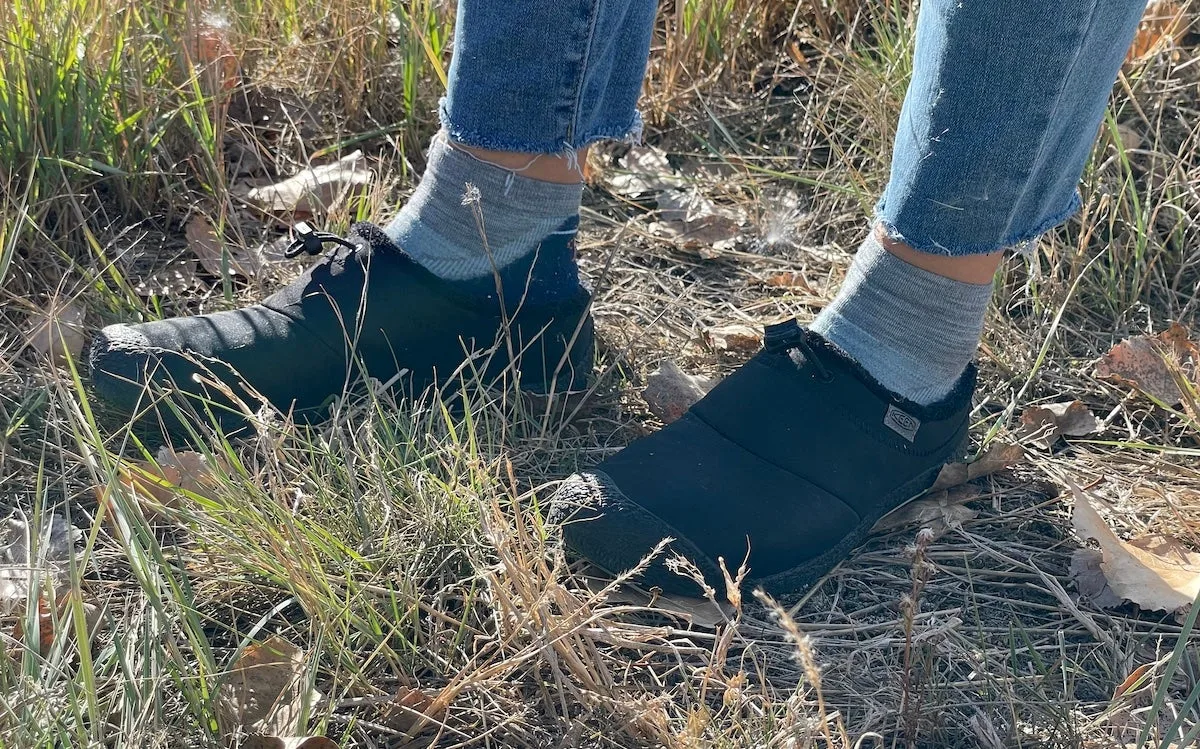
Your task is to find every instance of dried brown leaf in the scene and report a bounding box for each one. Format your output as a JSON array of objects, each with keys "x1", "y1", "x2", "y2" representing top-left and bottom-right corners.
[
  {"x1": 1068, "y1": 548, "x2": 1125, "y2": 609},
  {"x1": 764, "y1": 271, "x2": 813, "y2": 292},
  {"x1": 1069, "y1": 478, "x2": 1200, "y2": 612},
  {"x1": 643, "y1": 361, "x2": 718, "y2": 424},
  {"x1": 1116, "y1": 122, "x2": 1143, "y2": 151},
  {"x1": 186, "y1": 215, "x2": 265, "y2": 280},
  {"x1": 1018, "y1": 400, "x2": 1101, "y2": 448},
  {"x1": 189, "y1": 14, "x2": 239, "y2": 94},
  {"x1": 606, "y1": 145, "x2": 682, "y2": 196},
  {"x1": 23, "y1": 300, "x2": 86, "y2": 365},
  {"x1": 115, "y1": 448, "x2": 219, "y2": 519},
  {"x1": 12, "y1": 593, "x2": 104, "y2": 654},
  {"x1": 873, "y1": 485, "x2": 980, "y2": 537},
  {"x1": 242, "y1": 737, "x2": 337, "y2": 749},
  {"x1": 385, "y1": 686, "x2": 446, "y2": 733},
  {"x1": 651, "y1": 189, "x2": 743, "y2": 251},
  {"x1": 247, "y1": 151, "x2": 372, "y2": 216},
  {"x1": 1112, "y1": 662, "x2": 1154, "y2": 700},
  {"x1": 706, "y1": 324, "x2": 762, "y2": 354},
  {"x1": 1, "y1": 515, "x2": 81, "y2": 615},
  {"x1": 585, "y1": 568, "x2": 731, "y2": 629},
  {"x1": 929, "y1": 442, "x2": 1023, "y2": 493},
  {"x1": 1126, "y1": 0, "x2": 1188, "y2": 63},
  {"x1": 218, "y1": 635, "x2": 321, "y2": 740},
  {"x1": 1093, "y1": 322, "x2": 1198, "y2": 405}
]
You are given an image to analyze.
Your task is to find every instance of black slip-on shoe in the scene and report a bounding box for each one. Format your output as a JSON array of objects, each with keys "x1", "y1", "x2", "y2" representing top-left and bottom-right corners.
[
  {"x1": 549, "y1": 319, "x2": 974, "y2": 596},
  {"x1": 89, "y1": 222, "x2": 594, "y2": 433}
]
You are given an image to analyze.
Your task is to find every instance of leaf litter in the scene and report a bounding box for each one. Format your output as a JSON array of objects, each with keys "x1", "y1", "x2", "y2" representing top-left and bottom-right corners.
[
  {"x1": 186, "y1": 214, "x2": 266, "y2": 280},
  {"x1": 642, "y1": 360, "x2": 719, "y2": 423},
  {"x1": 605, "y1": 145, "x2": 683, "y2": 197},
  {"x1": 247, "y1": 150, "x2": 373, "y2": 217},
  {"x1": 1, "y1": 514, "x2": 81, "y2": 615},
  {"x1": 1, "y1": 514, "x2": 99, "y2": 653},
  {"x1": 1066, "y1": 477, "x2": 1200, "y2": 613},
  {"x1": 217, "y1": 634, "x2": 326, "y2": 745},
  {"x1": 706, "y1": 324, "x2": 763, "y2": 353},
  {"x1": 651, "y1": 188, "x2": 745, "y2": 253},
  {"x1": 1126, "y1": 0, "x2": 1188, "y2": 63},
  {"x1": 22, "y1": 298, "x2": 86, "y2": 365},
  {"x1": 603, "y1": 144, "x2": 745, "y2": 253},
  {"x1": 111, "y1": 448, "x2": 221, "y2": 520},
  {"x1": 874, "y1": 442, "x2": 1024, "y2": 537},
  {"x1": 1093, "y1": 322, "x2": 1198, "y2": 406},
  {"x1": 1017, "y1": 400, "x2": 1101, "y2": 449}
]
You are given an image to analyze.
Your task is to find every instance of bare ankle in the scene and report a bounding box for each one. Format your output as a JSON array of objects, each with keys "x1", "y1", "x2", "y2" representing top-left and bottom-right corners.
[
  {"x1": 875, "y1": 225, "x2": 1002, "y2": 285},
  {"x1": 449, "y1": 141, "x2": 587, "y2": 184}
]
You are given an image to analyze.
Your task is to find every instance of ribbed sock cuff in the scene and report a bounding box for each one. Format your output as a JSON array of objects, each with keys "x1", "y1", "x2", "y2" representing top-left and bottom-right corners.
[
  {"x1": 383, "y1": 135, "x2": 583, "y2": 305},
  {"x1": 810, "y1": 234, "x2": 992, "y2": 404}
]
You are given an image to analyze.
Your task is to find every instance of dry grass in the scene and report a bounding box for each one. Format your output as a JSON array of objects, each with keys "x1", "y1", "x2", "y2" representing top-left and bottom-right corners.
[{"x1": 3, "y1": 1, "x2": 1200, "y2": 747}]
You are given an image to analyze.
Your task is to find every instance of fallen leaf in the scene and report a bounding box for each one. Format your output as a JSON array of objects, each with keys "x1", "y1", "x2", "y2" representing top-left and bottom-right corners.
[
  {"x1": 706, "y1": 324, "x2": 762, "y2": 354},
  {"x1": 1126, "y1": 0, "x2": 1188, "y2": 63},
  {"x1": 12, "y1": 592, "x2": 104, "y2": 654},
  {"x1": 383, "y1": 686, "x2": 446, "y2": 733},
  {"x1": 22, "y1": 299, "x2": 86, "y2": 365},
  {"x1": 0, "y1": 514, "x2": 81, "y2": 616},
  {"x1": 190, "y1": 12, "x2": 239, "y2": 95},
  {"x1": 642, "y1": 361, "x2": 718, "y2": 424},
  {"x1": 1068, "y1": 478, "x2": 1200, "y2": 613},
  {"x1": 1116, "y1": 122, "x2": 1143, "y2": 152},
  {"x1": 873, "y1": 485, "x2": 980, "y2": 537},
  {"x1": 581, "y1": 565, "x2": 731, "y2": 629},
  {"x1": 134, "y1": 259, "x2": 202, "y2": 298},
  {"x1": 764, "y1": 271, "x2": 813, "y2": 292},
  {"x1": 1018, "y1": 400, "x2": 1101, "y2": 448},
  {"x1": 1068, "y1": 548, "x2": 1125, "y2": 609},
  {"x1": 1093, "y1": 322, "x2": 1198, "y2": 406},
  {"x1": 1112, "y1": 662, "x2": 1154, "y2": 700},
  {"x1": 929, "y1": 442, "x2": 1024, "y2": 493},
  {"x1": 115, "y1": 448, "x2": 220, "y2": 519},
  {"x1": 651, "y1": 189, "x2": 743, "y2": 251},
  {"x1": 186, "y1": 215, "x2": 265, "y2": 280},
  {"x1": 247, "y1": 151, "x2": 373, "y2": 216},
  {"x1": 242, "y1": 737, "x2": 337, "y2": 749},
  {"x1": 605, "y1": 145, "x2": 683, "y2": 197},
  {"x1": 218, "y1": 634, "x2": 322, "y2": 740}
]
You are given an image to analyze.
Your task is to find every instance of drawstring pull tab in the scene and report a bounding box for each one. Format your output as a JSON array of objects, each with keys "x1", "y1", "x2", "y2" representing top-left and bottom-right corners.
[
  {"x1": 764, "y1": 318, "x2": 833, "y2": 382},
  {"x1": 284, "y1": 221, "x2": 357, "y2": 258}
]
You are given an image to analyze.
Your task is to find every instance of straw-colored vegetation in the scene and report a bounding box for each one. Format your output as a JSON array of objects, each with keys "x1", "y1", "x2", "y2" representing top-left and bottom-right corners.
[{"x1": 3, "y1": 1, "x2": 1200, "y2": 746}]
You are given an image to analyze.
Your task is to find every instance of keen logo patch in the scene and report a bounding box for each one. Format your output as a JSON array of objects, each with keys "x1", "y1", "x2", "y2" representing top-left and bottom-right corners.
[{"x1": 884, "y1": 404, "x2": 920, "y2": 442}]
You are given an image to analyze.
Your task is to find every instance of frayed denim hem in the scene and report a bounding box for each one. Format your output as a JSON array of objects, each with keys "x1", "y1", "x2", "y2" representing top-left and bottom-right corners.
[
  {"x1": 439, "y1": 102, "x2": 644, "y2": 155},
  {"x1": 874, "y1": 191, "x2": 1082, "y2": 258}
]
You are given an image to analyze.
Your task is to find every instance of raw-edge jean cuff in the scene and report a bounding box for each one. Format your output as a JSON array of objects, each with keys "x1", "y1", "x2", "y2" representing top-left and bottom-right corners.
[
  {"x1": 874, "y1": 191, "x2": 1082, "y2": 258},
  {"x1": 438, "y1": 101, "x2": 644, "y2": 154}
]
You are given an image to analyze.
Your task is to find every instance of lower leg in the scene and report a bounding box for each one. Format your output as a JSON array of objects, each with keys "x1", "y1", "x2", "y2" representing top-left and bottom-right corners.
[
  {"x1": 451, "y1": 144, "x2": 587, "y2": 184},
  {"x1": 878, "y1": 230, "x2": 1001, "y2": 286},
  {"x1": 384, "y1": 0, "x2": 655, "y2": 302},
  {"x1": 813, "y1": 0, "x2": 1147, "y2": 405}
]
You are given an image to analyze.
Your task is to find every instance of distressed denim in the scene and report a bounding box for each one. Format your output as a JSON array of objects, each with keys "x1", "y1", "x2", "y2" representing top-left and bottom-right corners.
[
  {"x1": 440, "y1": 0, "x2": 657, "y2": 154},
  {"x1": 878, "y1": 0, "x2": 1148, "y2": 255},
  {"x1": 441, "y1": 0, "x2": 1146, "y2": 254}
]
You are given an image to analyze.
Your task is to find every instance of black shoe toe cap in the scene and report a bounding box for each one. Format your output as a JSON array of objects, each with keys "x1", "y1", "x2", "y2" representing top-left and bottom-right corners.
[{"x1": 551, "y1": 470, "x2": 724, "y2": 596}]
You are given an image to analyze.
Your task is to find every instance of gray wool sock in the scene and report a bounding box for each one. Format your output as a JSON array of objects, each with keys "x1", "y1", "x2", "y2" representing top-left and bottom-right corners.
[
  {"x1": 810, "y1": 233, "x2": 993, "y2": 405},
  {"x1": 385, "y1": 134, "x2": 582, "y2": 303}
]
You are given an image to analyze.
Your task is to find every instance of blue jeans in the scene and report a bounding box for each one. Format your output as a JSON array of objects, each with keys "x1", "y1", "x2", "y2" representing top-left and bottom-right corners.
[
  {"x1": 440, "y1": 0, "x2": 656, "y2": 153},
  {"x1": 440, "y1": 0, "x2": 1147, "y2": 255}
]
